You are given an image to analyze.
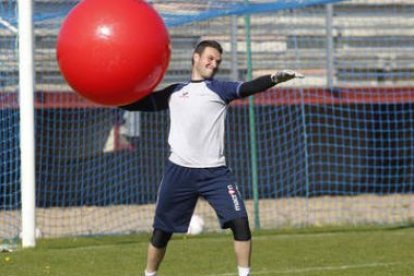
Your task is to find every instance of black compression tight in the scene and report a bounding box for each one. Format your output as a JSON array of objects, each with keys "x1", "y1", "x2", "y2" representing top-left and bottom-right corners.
[
  {"x1": 150, "y1": 228, "x2": 172, "y2": 249},
  {"x1": 224, "y1": 217, "x2": 252, "y2": 241}
]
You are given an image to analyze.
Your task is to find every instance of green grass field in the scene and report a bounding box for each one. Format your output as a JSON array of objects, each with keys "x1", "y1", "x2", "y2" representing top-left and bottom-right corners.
[{"x1": 1, "y1": 226, "x2": 413, "y2": 276}]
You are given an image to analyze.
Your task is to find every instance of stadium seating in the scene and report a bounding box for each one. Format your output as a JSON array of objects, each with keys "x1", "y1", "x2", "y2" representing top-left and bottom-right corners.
[{"x1": 1, "y1": 0, "x2": 413, "y2": 92}]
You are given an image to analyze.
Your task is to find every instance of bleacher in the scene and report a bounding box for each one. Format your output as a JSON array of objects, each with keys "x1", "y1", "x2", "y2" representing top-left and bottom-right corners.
[{"x1": 1, "y1": 0, "x2": 414, "y2": 93}]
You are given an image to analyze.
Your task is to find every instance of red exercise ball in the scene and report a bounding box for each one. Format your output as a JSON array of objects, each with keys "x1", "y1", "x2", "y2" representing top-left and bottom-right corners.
[{"x1": 56, "y1": 0, "x2": 170, "y2": 106}]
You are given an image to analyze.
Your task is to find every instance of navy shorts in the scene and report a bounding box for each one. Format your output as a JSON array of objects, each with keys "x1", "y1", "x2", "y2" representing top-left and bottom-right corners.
[{"x1": 153, "y1": 161, "x2": 248, "y2": 233}]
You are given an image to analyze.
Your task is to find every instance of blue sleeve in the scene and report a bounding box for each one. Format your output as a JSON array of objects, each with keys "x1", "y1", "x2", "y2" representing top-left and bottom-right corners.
[
  {"x1": 119, "y1": 84, "x2": 179, "y2": 111},
  {"x1": 208, "y1": 80, "x2": 243, "y2": 104}
]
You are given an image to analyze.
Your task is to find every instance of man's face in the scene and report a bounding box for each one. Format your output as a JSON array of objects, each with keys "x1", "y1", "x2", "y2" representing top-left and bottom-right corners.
[{"x1": 192, "y1": 47, "x2": 222, "y2": 80}]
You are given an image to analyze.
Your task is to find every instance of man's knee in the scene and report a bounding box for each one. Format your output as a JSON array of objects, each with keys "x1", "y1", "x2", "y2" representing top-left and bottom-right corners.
[
  {"x1": 150, "y1": 228, "x2": 172, "y2": 249},
  {"x1": 224, "y1": 217, "x2": 251, "y2": 241}
]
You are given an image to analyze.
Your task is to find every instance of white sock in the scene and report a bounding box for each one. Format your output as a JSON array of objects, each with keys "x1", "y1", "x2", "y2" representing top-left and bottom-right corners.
[
  {"x1": 238, "y1": 266, "x2": 250, "y2": 276},
  {"x1": 144, "y1": 270, "x2": 157, "y2": 276}
]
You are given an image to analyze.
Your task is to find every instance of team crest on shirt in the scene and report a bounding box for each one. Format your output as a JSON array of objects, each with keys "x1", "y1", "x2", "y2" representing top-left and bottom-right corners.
[
  {"x1": 227, "y1": 184, "x2": 241, "y2": 211},
  {"x1": 179, "y1": 91, "x2": 189, "y2": 98}
]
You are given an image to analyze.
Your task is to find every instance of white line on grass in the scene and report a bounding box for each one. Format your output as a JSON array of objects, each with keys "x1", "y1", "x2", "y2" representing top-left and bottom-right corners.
[
  {"x1": 204, "y1": 261, "x2": 412, "y2": 275},
  {"x1": 196, "y1": 229, "x2": 411, "y2": 243}
]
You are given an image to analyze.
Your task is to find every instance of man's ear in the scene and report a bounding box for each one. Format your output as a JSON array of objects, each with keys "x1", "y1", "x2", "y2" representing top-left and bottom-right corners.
[{"x1": 193, "y1": 53, "x2": 200, "y2": 63}]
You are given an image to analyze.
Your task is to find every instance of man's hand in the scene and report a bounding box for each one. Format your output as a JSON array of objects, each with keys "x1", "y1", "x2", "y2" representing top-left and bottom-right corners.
[{"x1": 271, "y1": 70, "x2": 304, "y2": 84}]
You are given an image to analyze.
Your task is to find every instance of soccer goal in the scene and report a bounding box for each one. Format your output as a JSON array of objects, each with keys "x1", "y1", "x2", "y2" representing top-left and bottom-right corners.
[{"x1": 1, "y1": 0, "x2": 414, "y2": 249}]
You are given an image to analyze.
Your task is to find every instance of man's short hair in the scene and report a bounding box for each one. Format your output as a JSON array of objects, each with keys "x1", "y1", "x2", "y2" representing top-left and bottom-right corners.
[{"x1": 194, "y1": 40, "x2": 223, "y2": 56}]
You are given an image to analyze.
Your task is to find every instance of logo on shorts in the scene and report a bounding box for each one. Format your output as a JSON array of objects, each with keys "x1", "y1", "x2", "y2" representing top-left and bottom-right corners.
[{"x1": 227, "y1": 184, "x2": 241, "y2": 211}]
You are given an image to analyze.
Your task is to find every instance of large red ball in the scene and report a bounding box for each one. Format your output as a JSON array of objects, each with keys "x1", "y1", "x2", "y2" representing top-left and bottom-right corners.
[{"x1": 56, "y1": 0, "x2": 170, "y2": 106}]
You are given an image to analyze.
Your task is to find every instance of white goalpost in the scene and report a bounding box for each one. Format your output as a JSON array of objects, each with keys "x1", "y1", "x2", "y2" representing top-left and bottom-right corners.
[{"x1": 18, "y1": 0, "x2": 36, "y2": 248}]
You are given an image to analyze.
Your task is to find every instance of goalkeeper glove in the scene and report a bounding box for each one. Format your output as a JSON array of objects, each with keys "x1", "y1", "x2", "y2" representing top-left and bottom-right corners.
[{"x1": 271, "y1": 70, "x2": 304, "y2": 84}]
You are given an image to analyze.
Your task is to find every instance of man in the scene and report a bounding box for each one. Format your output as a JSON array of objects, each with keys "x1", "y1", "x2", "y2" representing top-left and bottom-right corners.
[{"x1": 121, "y1": 40, "x2": 303, "y2": 276}]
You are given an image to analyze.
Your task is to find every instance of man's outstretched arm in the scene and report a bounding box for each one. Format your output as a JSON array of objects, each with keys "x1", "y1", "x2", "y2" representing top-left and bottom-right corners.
[
  {"x1": 119, "y1": 83, "x2": 179, "y2": 111},
  {"x1": 239, "y1": 70, "x2": 304, "y2": 98}
]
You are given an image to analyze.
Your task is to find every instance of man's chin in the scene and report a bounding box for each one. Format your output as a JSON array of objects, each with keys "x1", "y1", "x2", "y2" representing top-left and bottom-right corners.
[{"x1": 203, "y1": 72, "x2": 216, "y2": 79}]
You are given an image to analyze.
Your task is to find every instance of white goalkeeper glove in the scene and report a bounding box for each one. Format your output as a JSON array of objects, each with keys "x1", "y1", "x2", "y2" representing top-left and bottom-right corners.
[{"x1": 271, "y1": 70, "x2": 304, "y2": 84}]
